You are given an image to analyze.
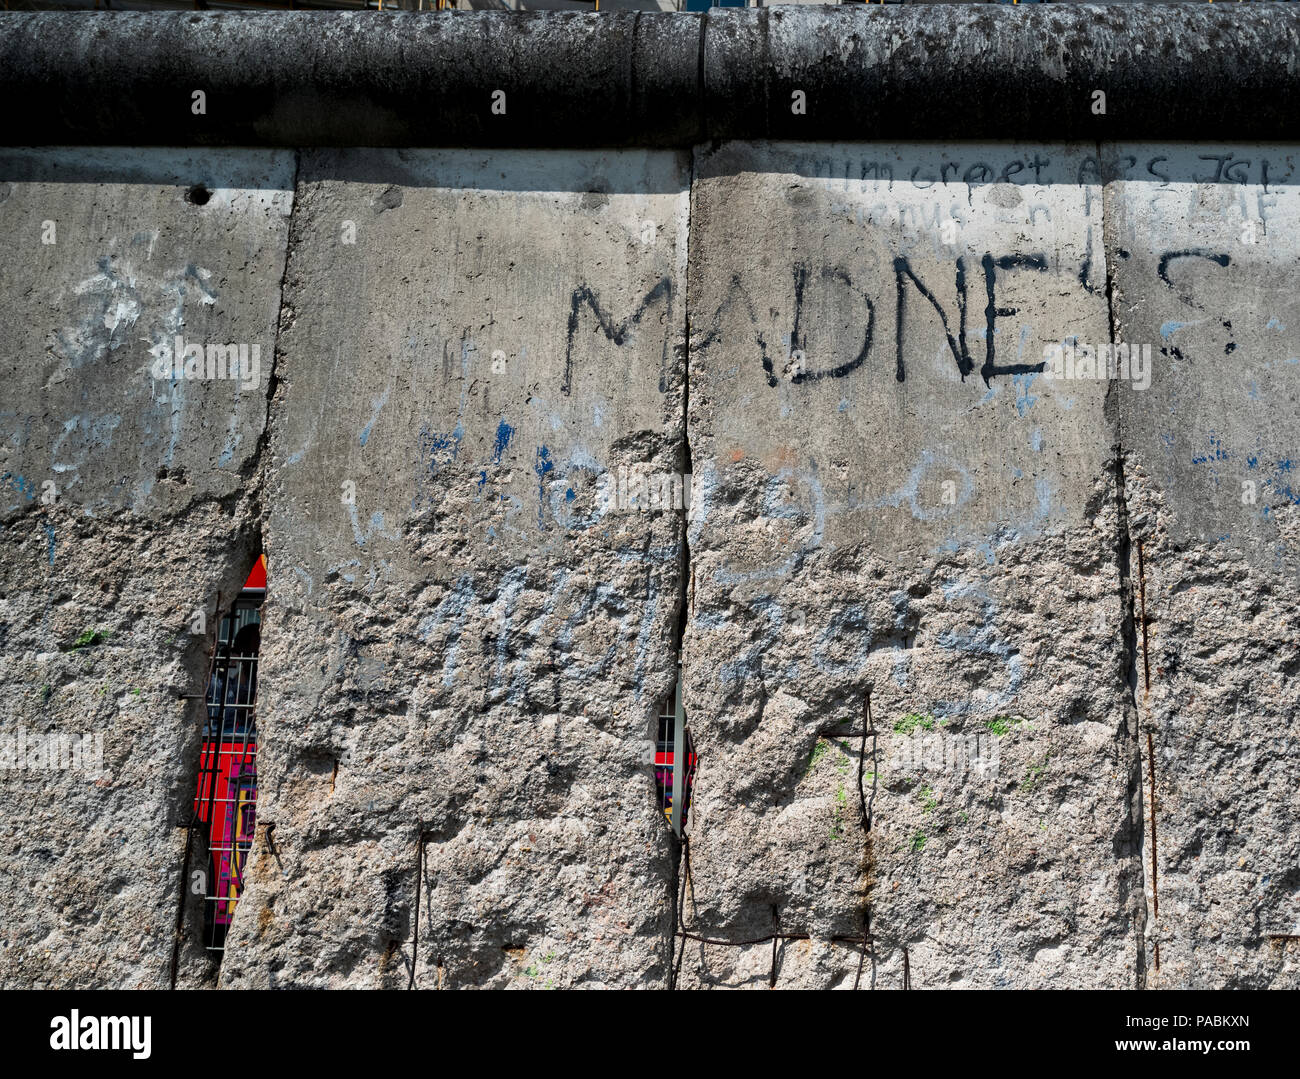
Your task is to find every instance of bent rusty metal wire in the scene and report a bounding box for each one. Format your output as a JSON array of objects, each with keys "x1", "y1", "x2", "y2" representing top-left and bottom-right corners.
[
  {"x1": 670, "y1": 689, "x2": 901, "y2": 990},
  {"x1": 403, "y1": 689, "x2": 904, "y2": 989}
]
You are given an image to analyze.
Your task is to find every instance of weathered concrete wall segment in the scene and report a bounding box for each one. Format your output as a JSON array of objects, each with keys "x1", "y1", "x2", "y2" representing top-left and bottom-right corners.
[
  {"x1": 226, "y1": 148, "x2": 692, "y2": 988},
  {"x1": 1110, "y1": 149, "x2": 1300, "y2": 987},
  {"x1": 1, "y1": 142, "x2": 1296, "y2": 988},
  {"x1": 681, "y1": 142, "x2": 1133, "y2": 988},
  {"x1": 0, "y1": 148, "x2": 294, "y2": 988}
]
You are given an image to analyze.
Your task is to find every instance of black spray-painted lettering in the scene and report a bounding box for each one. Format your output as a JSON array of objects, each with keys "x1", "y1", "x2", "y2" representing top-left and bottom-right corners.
[
  {"x1": 893, "y1": 253, "x2": 1049, "y2": 385},
  {"x1": 1156, "y1": 250, "x2": 1231, "y2": 309},
  {"x1": 563, "y1": 277, "x2": 673, "y2": 395},
  {"x1": 768, "y1": 263, "x2": 876, "y2": 387}
]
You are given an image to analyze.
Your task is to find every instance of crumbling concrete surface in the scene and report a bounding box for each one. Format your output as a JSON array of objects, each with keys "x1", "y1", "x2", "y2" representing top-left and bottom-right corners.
[
  {"x1": 679, "y1": 143, "x2": 1140, "y2": 989},
  {"x1": 0, "y1": 148, "x2": 293, "y2": 988},
  {"x1": 1110, "y1": 146, "x2": 1300, "y2": 988},
  {"x1": 218, "y1": 149, "x2": 691, "y2": 989},
  {"x1": 0, "y1": 141, "x2": 1296, "y2": 990}
]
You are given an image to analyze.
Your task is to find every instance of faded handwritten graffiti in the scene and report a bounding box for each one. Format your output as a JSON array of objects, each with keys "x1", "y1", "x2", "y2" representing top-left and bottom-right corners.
[{"x1": 411, "y1": 550, "x2": 672, "y2": 706}]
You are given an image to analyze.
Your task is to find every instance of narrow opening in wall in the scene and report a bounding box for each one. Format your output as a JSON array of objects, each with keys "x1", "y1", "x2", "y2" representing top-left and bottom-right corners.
[
  {"x1": 655, "y1": 667, "x2": 697, "y2": 838},
  {"x1": 192, "y1": 554, "x2": 265, "y2": 953}
]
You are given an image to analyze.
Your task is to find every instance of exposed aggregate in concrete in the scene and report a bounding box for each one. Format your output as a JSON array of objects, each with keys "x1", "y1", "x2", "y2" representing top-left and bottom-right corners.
[{"x1": 1, "y1": 141, "x2": 1296, "y2": 990}]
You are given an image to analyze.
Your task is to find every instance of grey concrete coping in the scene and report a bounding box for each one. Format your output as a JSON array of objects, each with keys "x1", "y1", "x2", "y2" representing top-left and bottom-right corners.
[{"x1": 1, "y1": 8, "x2": 1298, "y2": 147}]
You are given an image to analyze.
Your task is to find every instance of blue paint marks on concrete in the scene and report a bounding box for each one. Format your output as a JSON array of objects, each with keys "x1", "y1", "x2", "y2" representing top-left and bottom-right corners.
[
  {"x1": 932, "y1": 581, "x2": 1024, "y2": 715},
  {"x1": 1015, "y1": 323, "x2": 1032, "y2": 365},
  {"x1": 50, "y1": 413, "x2": 123, "y2": 475},
  {"x1": 535, "y1": 446, "x2": 554, "y2": 527},
  {"x1": 692, "y1": 609, "x2": 730, "y2": 631},
  {"x1": 874, "y1": 450, "x2": 973, "y2": 522},
  {"x1": 565, "y1": 487, "x2": 575, "y2": 502},
  {"x1": 417, "y1": 423, "x2": 463, "y2": 474},
  {"x1": 1161, "y1": 320, "x2": 1201, "y2": 340},
  {"x1": 45, "y1": 523, "x2": 56, "y2": 566},
  {"x1": 347, "y1": 502, "x2": 398, "y2": 549},
  {"x1": 360, "y1": 386, "x2": 391, "y2": 448},
  {"x1": 1191, "y1": 432, "x2": 1229, "y2": 465},
  {"x1": 837, "y1": 398, "x2": 850, "y2": 413},
  {"x1": 478, "y1": 470, "x2": 487, "y2": 490},
  {"x1": 492, "y1": 419, "x2": 515, "y2": 464},
  {"x1": 1030, "y1": 428, "x2": 1042, "y2": 453},
  {"x1": 1269, "y1": 459, "x2": 1300, "y2": 506},
  {"x1": 1, "y1": 472, "x2": 36, "y2": 504},
  {"x1": 1034, "y1": 476, "x2": 1053, "y2": 524},
  {"x1": 1267, "y1": 317, "x2": 1287, "y2": 332},
  {"x1": 1012, "y1": 372, "x2": 1039, "y2": 417},
  {"x1": 891, "y1": 647, "x2": 910, "y2": 689},
  {"x1": 811, "y1": 605, "x2": 873, "y2": 676}
]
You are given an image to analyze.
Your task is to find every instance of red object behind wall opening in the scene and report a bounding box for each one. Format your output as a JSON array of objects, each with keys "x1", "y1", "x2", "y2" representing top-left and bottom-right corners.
[{"x1": 193, "y1": 555, "x2": 264, "y2": 952}]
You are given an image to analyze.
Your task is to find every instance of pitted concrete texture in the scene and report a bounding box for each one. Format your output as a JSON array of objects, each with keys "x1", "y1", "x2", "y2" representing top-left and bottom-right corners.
[
  {"x1": 218, "y1": 149, "x2": 691, "y2": 989},
  {"x1": 0, "y1": 148, "x2": 293, "y2": 988},
  {"x1": 678, "y1": 143, "x2": 1141, "y2": 989},
  {"x1": 1110, "y1": 145, "x2": 1300, "y2": 988},
  {"x1": 1, "y1": 141, "x2": 1297, "y2": 991}
]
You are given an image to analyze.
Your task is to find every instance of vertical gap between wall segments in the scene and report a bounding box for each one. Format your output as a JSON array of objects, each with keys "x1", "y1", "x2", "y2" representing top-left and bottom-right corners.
[
  {"x1": 861, "y1": 692, "x2": 878, "y2": 988},
  {"x1": 409, "y1": 829, "x2": 426, "y2": 989},
  {"x1": 1146, "y1": 731, "x2": 1160, "y2": 973},
  {"x1": 247, "y1": 149, "x2": 300, "y2": 505},
  {"x1": 1136, "y1": 539, "x2": 1158, "y2": 972},
  {"x1": 1101, "y1": 152, "x2": 1150, "y2": 989},
  {"x1": 208, "y1": 150, "x2": 298, "y2": 984},
  {"x1": 667, "y1": 143, "x2": 695, "y2": 990},
  {"x1": 172, "y1": 564, "x2": 263, "y2": 982}
]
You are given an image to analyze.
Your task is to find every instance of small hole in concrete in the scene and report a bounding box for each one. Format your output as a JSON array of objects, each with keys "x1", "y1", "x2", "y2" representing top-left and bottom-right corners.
[{"x1": 186, "y1": 184, "x2": 212, "y2": 206}]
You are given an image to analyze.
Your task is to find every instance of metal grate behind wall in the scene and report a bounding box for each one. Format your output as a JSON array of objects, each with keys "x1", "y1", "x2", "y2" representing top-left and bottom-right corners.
[
  {"x1": 192, "y1": 586, "x2": 262, "y2": 952},
  {"x1": 654, "y1": 672, "x2": 697, "y2": 836}
]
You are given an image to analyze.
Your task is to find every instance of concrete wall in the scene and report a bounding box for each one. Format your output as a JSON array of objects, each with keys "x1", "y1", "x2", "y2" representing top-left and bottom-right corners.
[
  {"x1": 681, "y1": 142, "x2": 1131, "y2": 988},
  {"x1": 1, "y1": 141, "x2": 1296, "y2": 989},
  {"x1": 1110, "y1": 147, "x2": 1300, "y2": 986},
  {"x1": 225, "y1": 148, "x2": 690, "y2": 989},
  {"x1": 0, "y1": 148, "x2": 293, "y2": 987}
]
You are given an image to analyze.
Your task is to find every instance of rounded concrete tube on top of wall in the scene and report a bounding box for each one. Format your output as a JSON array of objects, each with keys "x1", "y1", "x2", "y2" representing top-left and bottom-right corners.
[{"x1": 1, "y1": 7, "x2": 1300, "y2": 147}]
